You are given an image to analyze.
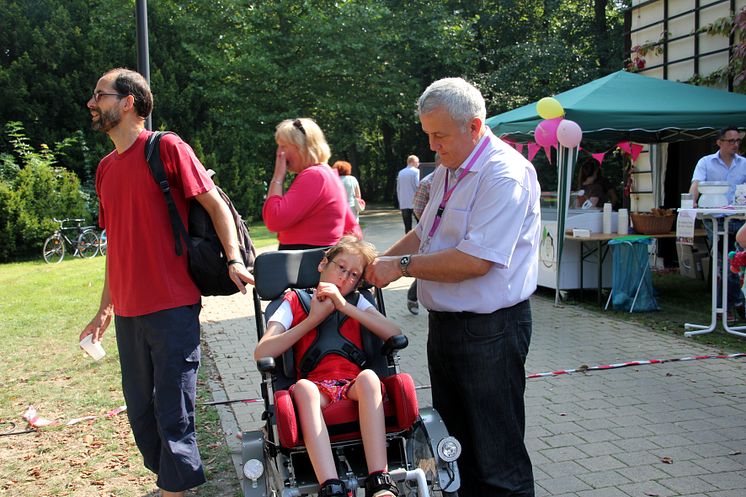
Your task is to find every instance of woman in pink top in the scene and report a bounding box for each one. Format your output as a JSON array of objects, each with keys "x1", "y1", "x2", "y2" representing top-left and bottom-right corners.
[{"x1": 263, "y1": 118, "x2": 361, "y2": 249}]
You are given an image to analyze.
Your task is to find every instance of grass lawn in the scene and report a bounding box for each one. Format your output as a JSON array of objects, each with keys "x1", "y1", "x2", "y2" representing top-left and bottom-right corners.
[
  {"x1": 0, "y1": 222, "x2": 275, "y2": 496},
  {"x1": 545, "y1": 271, "x2": 746, "y2": 354}
]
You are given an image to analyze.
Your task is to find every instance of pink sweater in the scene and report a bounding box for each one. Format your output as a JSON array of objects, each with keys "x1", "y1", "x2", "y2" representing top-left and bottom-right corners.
[{"x1": 263, "y1": 164, "x2": 360, "y2": 246}]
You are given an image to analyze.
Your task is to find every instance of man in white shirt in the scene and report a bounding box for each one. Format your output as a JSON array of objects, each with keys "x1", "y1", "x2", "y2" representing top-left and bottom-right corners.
[
  {"x1": 689, "y1": 126, "x2": 746, "y2": 321},
  {"x1": 396, "y1": 155, "x2": 420, "y2": 233},
  {"x1": 366, "y1": 78, "x2": 540, "y2": 497}
]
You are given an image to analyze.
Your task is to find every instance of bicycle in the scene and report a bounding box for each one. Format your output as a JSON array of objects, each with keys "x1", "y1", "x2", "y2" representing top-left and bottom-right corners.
[
  {"x1": 98, "y1": 229, "x2": 107, "y2": 256},
  {"x1": 42, "y1": 218, "x2": 100, "y2": 264}
]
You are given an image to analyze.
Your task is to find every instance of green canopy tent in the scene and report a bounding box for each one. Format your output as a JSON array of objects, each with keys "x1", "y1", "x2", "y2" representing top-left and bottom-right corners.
[
  {"x1": 487, "y1": 70, "x2": 746, "y2": 143},
  {"x1": 485, "y1": 70, "x2": 746, "y2": 304}
]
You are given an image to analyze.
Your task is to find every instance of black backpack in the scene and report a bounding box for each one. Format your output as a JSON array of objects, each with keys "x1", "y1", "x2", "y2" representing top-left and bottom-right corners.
[{"x1": 145, "y1": 131, "x2": 256, "y2": 296}]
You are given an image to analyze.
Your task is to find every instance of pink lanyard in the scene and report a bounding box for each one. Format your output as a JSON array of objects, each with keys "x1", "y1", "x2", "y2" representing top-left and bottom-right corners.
[{"x1": 427, "y1": 136, "x2": 491, "y2": 239}]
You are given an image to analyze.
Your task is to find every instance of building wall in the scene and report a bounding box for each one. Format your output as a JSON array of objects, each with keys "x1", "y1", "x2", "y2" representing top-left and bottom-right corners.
[
  {"x1": 627, "y1": 0, "x2": 744, "y2": 213},
  {"x1": 630, "y1": 0, "x2": 744, "y2": 87}
]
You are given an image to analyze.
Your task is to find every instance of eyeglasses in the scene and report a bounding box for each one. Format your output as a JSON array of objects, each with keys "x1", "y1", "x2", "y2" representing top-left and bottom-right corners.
[
  {"x1": 327, "y1": 259, "x2": 360, "y2": 282},
  {"x1": 92, "y1": 92, "x2": 127, "y2": 103},
  {"x1": 293, "y1": 119, "x2": 306, "y2": 136},
  {"x1": 720, "y1": 138, "x2": 742, "y2": 145}
]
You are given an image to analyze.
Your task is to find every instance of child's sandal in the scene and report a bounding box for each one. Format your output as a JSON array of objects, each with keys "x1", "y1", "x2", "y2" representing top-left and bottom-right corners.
[
  {"x1": 319, "y1": 478, "x2": 348, "y2": 497},
  {"x1": 365, "y1": 471, "x2": 399, "y2": 497}
]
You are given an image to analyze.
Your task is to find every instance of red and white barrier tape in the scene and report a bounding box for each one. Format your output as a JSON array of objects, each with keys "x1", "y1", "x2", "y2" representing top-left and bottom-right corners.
[
  {"x1": 525, "y1": 352, "x2": 745, "y2": 379},
  {"x1": 17, "y1": 354, "x2": 743, "y2": 426},
  {"x1": 20, "y1": 404, "x2": 127, "y2": 430}
]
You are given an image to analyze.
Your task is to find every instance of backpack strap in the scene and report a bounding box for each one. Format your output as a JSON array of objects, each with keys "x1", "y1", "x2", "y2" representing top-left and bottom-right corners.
[
  {"x1": 145, "y1": 131, "x2": 190, "y2": 257},
  {"x1": 293, "y1": 289, "x2": 367, "y2": 378}
]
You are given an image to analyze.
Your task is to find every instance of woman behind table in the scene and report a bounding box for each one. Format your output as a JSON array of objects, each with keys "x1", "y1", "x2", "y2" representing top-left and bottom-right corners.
[
  {"x1": 574, "y1": 161, "x2": 617, "y2": 208},
  {"x1": 263, "y1": 118, "x2": 361, "y2": 250},
  {"x1": 332, "y1": 160, "x2": 363, "y2": 222}
]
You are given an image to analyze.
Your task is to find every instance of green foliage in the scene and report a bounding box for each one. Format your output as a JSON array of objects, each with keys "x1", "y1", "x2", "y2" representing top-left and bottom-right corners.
[
  {"x1": 0, "y1": 122, "x2": 90, "y2": 261},
  {"x1": 0, "y1": 0, "x2": 628, "y2": 236}
]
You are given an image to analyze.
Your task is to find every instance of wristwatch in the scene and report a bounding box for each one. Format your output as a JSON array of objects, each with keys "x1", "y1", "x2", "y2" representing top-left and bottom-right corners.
[{"x1": 399, "y1": 255, "x2": 412, "y2": 277}]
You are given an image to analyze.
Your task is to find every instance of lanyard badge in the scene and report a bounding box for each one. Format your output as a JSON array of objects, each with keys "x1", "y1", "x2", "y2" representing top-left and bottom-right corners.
[{"x1": 421, "y1": 135, "x2": 491, "y2": 252}]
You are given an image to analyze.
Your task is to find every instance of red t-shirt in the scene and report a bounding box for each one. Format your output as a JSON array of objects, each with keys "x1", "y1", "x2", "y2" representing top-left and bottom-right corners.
[
  {"x1": 263, "y1": 164, "x2": 361, "y2": 246},
  {"x1": 286, "y1": 291, "x2": 363, "y2": 382},
  {"x1": 96, "y1": 130, "x2": 214, "y2": 317}
]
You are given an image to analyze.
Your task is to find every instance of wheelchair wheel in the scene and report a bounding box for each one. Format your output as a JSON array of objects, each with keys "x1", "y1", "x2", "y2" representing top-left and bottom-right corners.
[
  {"x1": 77, "y1": 230, "x2": 99, "y2": 258},
  {"x1": 43, "y1": 235, "x2": 65, "y2": 264}
]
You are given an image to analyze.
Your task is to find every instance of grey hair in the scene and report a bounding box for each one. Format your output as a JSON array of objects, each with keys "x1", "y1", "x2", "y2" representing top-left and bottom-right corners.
[{"x1": 417, "y1": 77, "x2": 486, "y2": 129}]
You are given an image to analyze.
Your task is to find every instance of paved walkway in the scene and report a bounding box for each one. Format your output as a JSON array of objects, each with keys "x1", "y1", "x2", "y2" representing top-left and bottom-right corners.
[{"x1": 200, "y1": 209, "x2": 746, "y2": 497}]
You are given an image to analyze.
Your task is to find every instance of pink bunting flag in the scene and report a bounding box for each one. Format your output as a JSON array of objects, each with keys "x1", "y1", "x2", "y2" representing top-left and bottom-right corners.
[
  {"x1": 617, "y1": 141, "x2": 632, "y2": 155},
  {"x1": 591, "y1": 152, "x2": 606, "y2": 165},
  {"x1": 630, "y1": 144, "x2": 643, "y2": 162},
  {"x1": 515, "y1": 143, "x2": 524, "y2": 154},
  {"x1": 544, "y1": 146, "x2": 553, "y2": 165},
  {"x1": 527, "y1": 142, "x2": 541, "y2": 162}
]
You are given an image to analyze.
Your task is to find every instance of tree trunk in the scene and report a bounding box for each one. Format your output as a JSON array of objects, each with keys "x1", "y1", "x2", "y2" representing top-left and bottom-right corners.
[{"x1": 594, "y1": 0, "x2": 609, "y2": 70}]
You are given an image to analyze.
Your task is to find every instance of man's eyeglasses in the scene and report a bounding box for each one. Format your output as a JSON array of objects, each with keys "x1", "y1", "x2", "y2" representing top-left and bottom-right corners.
[
  {"x1": 92, "y1": 92, "x2": 127, "y2": 103},
  {"x1": 327, "y1": 259, "x2": 360, "y2": 282},
  {"x1": 720, "y1": 138, "x2": 742, "y2": 145},
  {"x1": 293, "y1": 119, "x2": 306, "y2": 136}
]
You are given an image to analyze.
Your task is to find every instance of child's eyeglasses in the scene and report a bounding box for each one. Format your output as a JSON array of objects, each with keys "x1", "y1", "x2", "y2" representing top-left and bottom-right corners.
[{"x1": 327, "y1": 259, "x2": 360, "y2": 282}]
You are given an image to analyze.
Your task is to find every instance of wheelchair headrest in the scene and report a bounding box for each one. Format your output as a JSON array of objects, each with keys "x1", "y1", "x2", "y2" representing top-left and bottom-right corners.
[{"x1": 254, "y1": 248, "x2": 327, "y2": 300}]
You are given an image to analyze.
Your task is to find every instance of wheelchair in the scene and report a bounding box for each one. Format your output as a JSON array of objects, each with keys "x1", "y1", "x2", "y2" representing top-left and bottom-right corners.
[{"x1": 240, "y1": 248, "x2": 462, "y2": 497}]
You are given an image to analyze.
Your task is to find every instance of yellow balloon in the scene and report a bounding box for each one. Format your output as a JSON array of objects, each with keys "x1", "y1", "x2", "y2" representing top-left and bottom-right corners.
[{"x1": 536, "y1": 97, "x2": 564, "y2": 119}]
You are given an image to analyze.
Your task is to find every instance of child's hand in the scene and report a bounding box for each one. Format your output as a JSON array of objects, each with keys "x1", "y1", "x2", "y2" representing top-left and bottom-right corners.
[
  {"x1": 315, "y1": 282, "x2": 347, "y2": 310},
  {"x1": 309, "y1": 288, "x2": 334, "y2": 322}
]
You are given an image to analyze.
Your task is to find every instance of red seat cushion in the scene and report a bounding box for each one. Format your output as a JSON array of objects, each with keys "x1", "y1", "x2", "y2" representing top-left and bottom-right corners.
[{"x1": 275, "y1": 373, "x2": 419, "y2": 449}]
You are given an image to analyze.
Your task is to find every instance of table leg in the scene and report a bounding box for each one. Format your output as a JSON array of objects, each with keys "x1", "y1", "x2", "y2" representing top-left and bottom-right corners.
[
  {"x1": 579, "y1": 241, "x2": 584, "y2": 302},
  {"x1": 685, "y1": 216, "x2": 719, "y2": 335},
  {"x1": 721, "y1": 217, "x2": 746, "y2": 337},
  {"x1": 597, "y1": 240, "x2": 603, "y2": 306}
]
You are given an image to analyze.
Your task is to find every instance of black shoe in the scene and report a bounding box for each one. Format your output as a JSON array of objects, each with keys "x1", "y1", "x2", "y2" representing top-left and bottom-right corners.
[
  {"x1": 736, "y1": 302, "x2": 746, "y2": 320},
  {"x1": 319, "y1": 478, "x2": 348, "y2": 497},
  {"x1": 365, "y1": 471, "x2": 398, "y2": 497}
]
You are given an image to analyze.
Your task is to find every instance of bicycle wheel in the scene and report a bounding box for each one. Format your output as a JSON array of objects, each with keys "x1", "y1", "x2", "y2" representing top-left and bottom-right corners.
[
  {"x1": 77, "y1": 230, "x2": 99, "y2": 258},
  {"x1": 43, "y1": 234, "x2": 65, "y2": 264},
  {"x1": 99, "y1": 229, "x2": 107, "y2": 256}
]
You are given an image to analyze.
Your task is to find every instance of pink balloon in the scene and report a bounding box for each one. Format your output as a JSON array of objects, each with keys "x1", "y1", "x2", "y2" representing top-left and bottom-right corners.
[
  {"x1": 556, "y1": 119, "x2": 583, "y2": 148},
  {"x1": 534, "y1": 118, "x2": 561, "y2": 147}
]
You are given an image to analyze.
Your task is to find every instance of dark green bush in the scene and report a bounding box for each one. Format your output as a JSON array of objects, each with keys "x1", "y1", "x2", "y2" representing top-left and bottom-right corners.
[{"x1": 0, "y1": 122, "x2": 90, "y2": 261}]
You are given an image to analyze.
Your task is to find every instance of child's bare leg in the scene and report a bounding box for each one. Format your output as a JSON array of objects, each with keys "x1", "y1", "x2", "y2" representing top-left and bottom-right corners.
[
  {"x1": 292, "y1": 379, "x2": 337, "y2": 484},
  {"x1": 347, "y1": 369, "x2": 387, "y2": 473}
]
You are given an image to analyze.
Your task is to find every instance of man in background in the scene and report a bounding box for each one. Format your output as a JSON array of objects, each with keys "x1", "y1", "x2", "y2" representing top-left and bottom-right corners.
[
  {"x1": 406, "y1": 154, "x2": 438, "y2": 315},
  {"x1": 689, "y1": 126, "x2": 746, "y2": 322},
  {"x1": 396, "y1": 154, "x2": 420, "y2": 233}
]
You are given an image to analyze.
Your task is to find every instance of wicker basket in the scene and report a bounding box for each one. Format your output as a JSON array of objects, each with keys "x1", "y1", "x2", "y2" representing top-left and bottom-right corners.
[{"x1": 630, "y1": 212, "x2": 675, "y2": 235}]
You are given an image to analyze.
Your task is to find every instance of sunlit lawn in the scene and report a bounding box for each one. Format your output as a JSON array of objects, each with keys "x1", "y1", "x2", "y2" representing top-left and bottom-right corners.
[{"x1": 0, "y1": 221, "x2": 275, "y2": 496}]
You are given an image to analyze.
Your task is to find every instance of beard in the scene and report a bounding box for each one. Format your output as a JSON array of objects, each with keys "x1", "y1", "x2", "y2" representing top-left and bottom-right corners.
[{"x1": 91, "y1": 107, "x2": 121, "y2": 132}]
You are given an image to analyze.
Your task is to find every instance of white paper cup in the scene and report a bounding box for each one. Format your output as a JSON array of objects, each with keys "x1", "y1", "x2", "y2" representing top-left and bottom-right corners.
[{"x1": 80, "y1": 334, "x2": 106, "y2": 361}]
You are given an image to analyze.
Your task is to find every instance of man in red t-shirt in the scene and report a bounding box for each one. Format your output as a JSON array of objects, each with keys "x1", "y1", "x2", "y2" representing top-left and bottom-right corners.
[{"x1": 78, "y1": 68, "x2": 254, "y2": 497}]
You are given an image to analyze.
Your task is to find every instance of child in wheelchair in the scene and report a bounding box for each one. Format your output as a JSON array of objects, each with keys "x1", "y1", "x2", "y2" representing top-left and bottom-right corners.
[{"x1": 254, "y1": 236, "x2": 402, "y2": 497}]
